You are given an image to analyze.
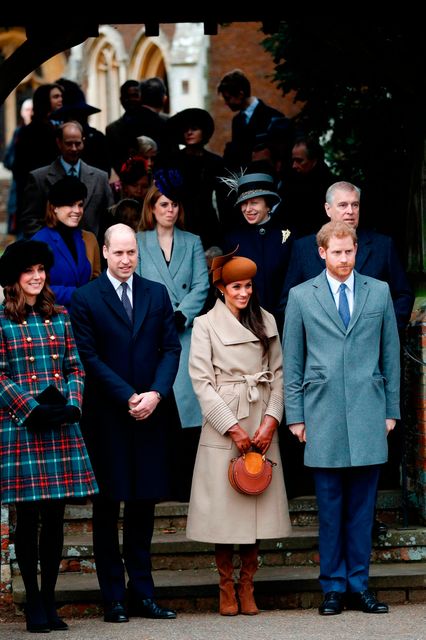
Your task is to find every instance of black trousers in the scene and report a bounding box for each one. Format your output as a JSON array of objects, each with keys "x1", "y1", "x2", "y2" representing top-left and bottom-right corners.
[{"x1": 92, "y1": 494, "x2": 156, "y2": 602}]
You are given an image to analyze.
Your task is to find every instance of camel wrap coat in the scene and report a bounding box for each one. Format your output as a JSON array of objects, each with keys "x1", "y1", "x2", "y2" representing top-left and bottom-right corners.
[{"x1": 186, "y1": 299, "x2": 291, "y2": 544}]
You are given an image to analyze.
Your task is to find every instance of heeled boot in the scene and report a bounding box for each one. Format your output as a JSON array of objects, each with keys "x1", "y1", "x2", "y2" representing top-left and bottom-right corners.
[
  {"x1": 237, "y1": 543, "x2": 259, "y2": 615},
  {"x1": 215, "y1": 544, "x2": 238, "y2": 616}
]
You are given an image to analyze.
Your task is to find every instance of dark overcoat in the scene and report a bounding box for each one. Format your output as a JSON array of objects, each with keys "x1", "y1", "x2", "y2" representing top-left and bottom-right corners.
[{"x1": 70, "y1": 271, "x2": 181, "y2": 501}]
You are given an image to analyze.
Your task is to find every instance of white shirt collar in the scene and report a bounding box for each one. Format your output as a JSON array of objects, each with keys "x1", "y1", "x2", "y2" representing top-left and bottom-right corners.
[
  {"x1": 106, "y1": 270, "x2": 134, "y2": 295},
  {"x1": 326, "y1": 270, "x2": 354, "y2": 295},
  {"x1": 243, "y1": 97, "x2": 259, "y2": 122}
]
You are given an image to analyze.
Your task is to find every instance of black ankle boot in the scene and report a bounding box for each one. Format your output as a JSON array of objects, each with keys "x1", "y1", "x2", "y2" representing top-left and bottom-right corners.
[
  {"x1": 25, "y1": 599, "x2": 50, "y2": 633},
  {"x1": 41, "y1": 598, "x2": 69, "y2": 631}
]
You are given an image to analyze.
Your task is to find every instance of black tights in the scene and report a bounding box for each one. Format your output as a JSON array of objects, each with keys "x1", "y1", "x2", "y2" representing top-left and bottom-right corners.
[{"x1": 14, "y1": 500, "x2": 65, "y2": 619}]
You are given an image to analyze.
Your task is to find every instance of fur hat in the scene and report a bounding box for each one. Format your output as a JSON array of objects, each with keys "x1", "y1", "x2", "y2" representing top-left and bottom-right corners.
[
  {"x1": 211, "y1": 246, "x2": 257, "y2": 291},
  {"x1": 48, "y1": 177, "x2": 88, "y2": 206},
  {"x1": 0, "y1": 240, "x2": 54, "y2": 287},
  {"x1": 167, "y1": 108, "x2": 215, "y2": 145}
]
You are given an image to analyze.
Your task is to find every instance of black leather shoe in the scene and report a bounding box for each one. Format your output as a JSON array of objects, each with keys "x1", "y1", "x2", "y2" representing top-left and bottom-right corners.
[
  {"x1": 48, "y1": 615, "x2": 69, "y2": 631},
  {"x1": 372, "y1": 519, "x2": 388, "y2": 538},
  {"x1": 131, "y1": 598, "x2": 176, "y2": 619},
  {"x1": 103, "y1": 601, "x2": 129, "y2": 623},
  {"x1": 318, "y1": 591, "x2": 344, "y2": 615},
  {"x1": 349, "y1": 590, "x2": 389, "y2": 613}
]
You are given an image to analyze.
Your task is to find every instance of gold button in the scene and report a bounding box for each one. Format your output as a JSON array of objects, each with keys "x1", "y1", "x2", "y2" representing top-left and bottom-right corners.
[
  {"x1": 26, "y1": 337, "x2": 32, "y2": 342},
  {"x1": 29, "y1": 356, "x2": 35, "y2": 362},
  {"x1": 45, "y1": 319, "x2": 50, "y2": 324},
  {"x1": 22, "y1": 321, "x2": 27, "y2": 325},
  {"x1": 50, "y1": 335, "x2": 55, "y2": 340},
  {"x1": 52, "y1": 354, "x2": 58, "y2": 360},
  {"x1": 31, "y1": 375, "x2": 37, "y2": 380},
  {"x1": 54, "y1": 373, "x2": 60, "y2": 378}
]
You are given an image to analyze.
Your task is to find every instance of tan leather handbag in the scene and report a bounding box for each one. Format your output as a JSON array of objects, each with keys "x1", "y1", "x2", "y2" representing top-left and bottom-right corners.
[{"x1": 228, "y1": 449, "x2": 276, "y2": 496}]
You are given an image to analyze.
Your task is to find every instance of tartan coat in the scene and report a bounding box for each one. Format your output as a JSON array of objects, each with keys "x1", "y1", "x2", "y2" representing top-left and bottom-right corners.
[{"x1": 0, "y1": 305, "x2": 98, "y2": 503}]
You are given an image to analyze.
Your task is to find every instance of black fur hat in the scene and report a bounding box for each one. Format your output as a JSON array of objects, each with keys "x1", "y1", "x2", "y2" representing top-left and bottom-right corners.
[
  {"x1": 48, "y1": 177, "x2": 88, "y2": 206},
  {"x1": 0, "y1": 240, "x2": 54, "y2": 287}
]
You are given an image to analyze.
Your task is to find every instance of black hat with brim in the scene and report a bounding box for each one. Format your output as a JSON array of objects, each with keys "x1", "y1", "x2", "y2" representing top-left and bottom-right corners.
[
  {"x1": 52, "y1": 100, "x2": 101, "y2": 119},
  {"x1": 167, "y1": 108, "x2": 215, "y2": 145},
  {"x1": 0, "y1": 240, "x2": 54, "y2": 287}
]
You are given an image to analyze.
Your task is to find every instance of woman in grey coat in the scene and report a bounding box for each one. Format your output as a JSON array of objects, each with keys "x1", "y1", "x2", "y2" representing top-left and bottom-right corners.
[
  {"x1": 136, "y1": 174, "x2": 209, "y2": 498},
  {"x1": 187, "y1": 250, "x2": 290, "y2": 616}
]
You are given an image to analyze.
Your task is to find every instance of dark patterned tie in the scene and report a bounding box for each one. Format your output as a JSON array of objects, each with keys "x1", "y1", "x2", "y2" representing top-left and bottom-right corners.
[
  {"x1": 338, "y1": 283, "x2": 350, "y2": 328},
  {"x1": 120, "y1": 282, "x2": 133, "y2": 322},
  {"x1": 68, "y1": 166, "x2": 77, "y2": 177}
]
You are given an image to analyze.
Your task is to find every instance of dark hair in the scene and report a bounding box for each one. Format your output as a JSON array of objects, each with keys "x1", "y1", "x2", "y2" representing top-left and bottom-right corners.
[
  {"x1": 32, "y1": 83, "x2": 63, "y2": 119},
  {"x1": 219, "y1": 283, "x2": 269, "y2": 354},
  {"x1": 217, "y1": 70, "x2": 251, "y2": 97},
  {"x1": 120, "y1": 80, "x2": 140, "y2": 101},
  {"x1": 3, "y1": 280, "x2": 59, "y2": 324},
  {"x1": 140, "y1": 77, "x2": 167, "y2": 109}
]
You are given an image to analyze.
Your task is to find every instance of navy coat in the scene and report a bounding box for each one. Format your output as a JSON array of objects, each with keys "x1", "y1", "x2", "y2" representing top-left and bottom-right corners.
[
  {"x1": 32, "y1": 226, "x2": 92, "y2": 309},
  {"x1": 279, "y1": 229, "x2": 414, "y2": 330},
  {"x1": 224, "y1": 218, "x2": 293, "y2": 330},
  {"x1": 70, "y1": 271, "x2": 181, "y2": 501}
]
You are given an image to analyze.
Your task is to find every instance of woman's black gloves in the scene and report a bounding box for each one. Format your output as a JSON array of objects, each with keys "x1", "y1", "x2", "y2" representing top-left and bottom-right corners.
[
  {"x1": 174, "y1": 310, "x2": 187, "y2": 333},
  {"x1": 25, "y1": 404, "x2": 81, "y2": 431}
]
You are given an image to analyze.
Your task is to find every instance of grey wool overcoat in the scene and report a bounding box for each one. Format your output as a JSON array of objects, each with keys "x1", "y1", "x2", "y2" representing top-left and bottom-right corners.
[
  {"x1": 283, "y1": 270, "x2": 401, "y2": 468},
  {"x1": 186, "y1": 299, "x2": 291, "y2": 544}
]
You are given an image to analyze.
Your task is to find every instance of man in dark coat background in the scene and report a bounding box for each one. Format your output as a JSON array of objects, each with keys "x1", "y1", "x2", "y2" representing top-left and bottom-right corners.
[{"x1": 70, "y1": 223, "x2": 181, "y2": 623}]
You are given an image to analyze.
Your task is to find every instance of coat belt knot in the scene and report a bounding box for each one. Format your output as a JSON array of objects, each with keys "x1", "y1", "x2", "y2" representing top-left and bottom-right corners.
[{"x1": 217, "y1": 371, "x2": 274, "y2": 420}]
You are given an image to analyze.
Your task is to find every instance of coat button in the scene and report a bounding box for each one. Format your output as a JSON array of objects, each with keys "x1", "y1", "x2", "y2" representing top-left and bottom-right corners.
[
  {"x1": 29, "y1": 356, "x2": 35, "y2": 362},
  {"x1": 45, "y1": 319, "x2": 50, "y2": 324},
  {"x1": 182, "y1": 284, "x2": 187, "y2": 289},
  {"x1": 54, "y1": 373, "x2": 60, "y2": 378},
  {"x1": 259, "y1": 227, "x2": 266, "y2": 235},
  {"x1": 31, "y1": 375, "x2": 37, "y2": 380},
  {"x1": 26, "y1": 337, "x2": 32, "y2": 342},
  {"x1": 50, "y1": 335, "x2": 55, "y2": 340},
  {"x1": 52, "y1": 354, "x2": 58, "y2": 359}
]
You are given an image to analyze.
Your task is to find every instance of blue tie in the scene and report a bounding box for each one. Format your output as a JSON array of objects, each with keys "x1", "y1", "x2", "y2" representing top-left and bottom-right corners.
[
  {"x1": 120, "y1": 282, "x2": 133, "y2": 322},
  {"x1": 68, "y1": 166, "x2": 77, "y2": 177},
  {"x1": 338, "y1": 283, "x2": 350, "y2": 328}
]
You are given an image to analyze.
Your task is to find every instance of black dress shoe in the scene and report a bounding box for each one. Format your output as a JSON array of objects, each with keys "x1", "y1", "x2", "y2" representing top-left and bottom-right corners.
[
  {"x1": 131, "y1": 598, "x2": 176, "y2": 619},
  {"x1": 349, "y1": 590, "x2": 389, "y2": 613},
  {"x1": 372, "y1": 519, "x2": 388, "y2": 538},
  {"x1": 103, "y1": 601, "x2": 129, "y2": 623},
  {"x1": 318, "y1": 591, "x2": 344, "y2": 615},
  {"x1": 47, "y1": 615, "x2": 69, "y2": 631}
]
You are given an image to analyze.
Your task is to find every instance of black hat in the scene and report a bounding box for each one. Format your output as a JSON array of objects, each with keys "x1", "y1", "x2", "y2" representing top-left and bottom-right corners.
[
  {"x1": 167, "y1": 108, "x2": 215, "y2": 145},
  {"x1": 235, "y1": 172, "x2": 281, "y2": 207},
  {"x1": 51, "y1": 85, "x2": 101, "y2": 120},
  {"x1": 48, "y1": 177, "x2": 88, "y2": 206},
  {"x1": 153, "y1": 168, "x2": 185, "y2": 202},
  {"x1": 0, "y1": 240, "x2": 54, "y2": 287}
]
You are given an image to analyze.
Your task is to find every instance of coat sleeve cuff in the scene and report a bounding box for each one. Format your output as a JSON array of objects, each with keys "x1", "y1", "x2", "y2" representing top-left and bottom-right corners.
[
  {"x1": 265, "y1": 392, "x2": 284, "y2": 423},
  {"x1": 205, "y1": 402, "x2": 238, "y2": 435}
]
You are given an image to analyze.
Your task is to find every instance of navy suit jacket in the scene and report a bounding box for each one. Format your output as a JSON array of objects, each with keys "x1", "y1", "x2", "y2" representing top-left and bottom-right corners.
[
  {"x1": 70, "y1": 271, "x2": 181, "y2": 500},
  {"x1": 279, "y1": 229, "x2": 414, "y2": 330}
]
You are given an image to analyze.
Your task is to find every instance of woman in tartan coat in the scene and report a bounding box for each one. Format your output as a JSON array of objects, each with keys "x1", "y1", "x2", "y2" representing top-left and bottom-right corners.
[{"x1": 0, "y1": 239, "x2": 98, "y2": 633}]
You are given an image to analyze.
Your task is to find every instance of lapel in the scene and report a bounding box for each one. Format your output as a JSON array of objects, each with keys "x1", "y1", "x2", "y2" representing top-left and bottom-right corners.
[
  {"x1": 132, "y1": 274, "x2": 151, "y2": 337},
  {"x1": 354, "y1": 229, "x2": 372, "y2": 272},
  {"x1": 143, "y1": 230, "x2": 178, "y2": 297},
  {"x1": 98, "y1": 271, "x2": 133, "y2": 329},
  {"x1": 208, "y1": 300, "x2": 261, "y2": 345},
  {"x1": 79, "y1": 161, "x2": 95, "y2": 200},
  {"x1": 312, "y1": 270, "x2": 370, "y2": 335},
  {"x1": 48, "y1": 229, "x2": 80, "y2": 278},
  {"x1": 168, "y1": 227, "x2": 187, "y2": 280}
]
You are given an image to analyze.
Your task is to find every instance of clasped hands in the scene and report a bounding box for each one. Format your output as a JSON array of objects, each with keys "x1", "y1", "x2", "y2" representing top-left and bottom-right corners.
[
  {"x1": 228, "y1": 415, "x2": 278, "y2": 455},
  {"x1": 128, "y1": 391, "x2": 160, "y2": 421}
]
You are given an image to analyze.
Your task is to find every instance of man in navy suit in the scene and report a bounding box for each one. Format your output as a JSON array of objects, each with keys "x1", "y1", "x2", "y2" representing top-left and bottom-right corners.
[
  {"x1": 217, "y1": 69, "x2": 286, "y2": 171},
  {"x1": 70, "y1": 224, "x2": 181, "y2": 623},
  {"x1": 279, "y1": 181, "x2": 414, "y2": 330}
]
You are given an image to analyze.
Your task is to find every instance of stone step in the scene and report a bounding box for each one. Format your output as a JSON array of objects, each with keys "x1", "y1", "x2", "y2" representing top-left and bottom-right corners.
[
  {"x1": 56, "y1": 490, "x2": 404, "y2": 535},
  {"x1": 9, "y1": 526, "x2": 426, "y2": 575},
  {"x1": 12, "y1": 562, "x2": 426, "y2": 614}
]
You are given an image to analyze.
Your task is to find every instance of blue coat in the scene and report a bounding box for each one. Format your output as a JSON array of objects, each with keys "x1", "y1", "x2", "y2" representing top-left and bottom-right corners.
[
  {"x1": 279, "y1": 229, "x2": 414, "y2": 330},
  {"x1": 32, "y1": 226, "x2": 92, "y2": 309},
  {"x1": 136, "y1": 228, "x2": 209, "y2": 427},
  {"x1": 70, "y1": 271, "x2": 181, "y2": 500},
  {"x1": 283, "y1": 270, "x2": 401, "y2": 468}
]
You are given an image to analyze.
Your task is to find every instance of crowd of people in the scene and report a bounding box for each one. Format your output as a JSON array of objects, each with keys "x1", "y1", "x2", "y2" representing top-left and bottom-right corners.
[{"x1": 0, "y1": 69, "x2": 415, "y2": 632}]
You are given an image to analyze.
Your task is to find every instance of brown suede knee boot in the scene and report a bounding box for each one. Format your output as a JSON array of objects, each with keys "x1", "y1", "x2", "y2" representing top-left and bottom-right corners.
[
  {"x1": 215, "y1": 544, "x2": 238, "y2": 616},
  {"x1": 237, "y1": 543, "x2": 259, "y2": 615}
]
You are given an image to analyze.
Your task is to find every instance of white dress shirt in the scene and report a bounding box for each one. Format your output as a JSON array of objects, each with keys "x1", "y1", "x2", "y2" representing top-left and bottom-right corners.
[{"x1": 326, "y1": 271, "x2": 354, "y2": 316}]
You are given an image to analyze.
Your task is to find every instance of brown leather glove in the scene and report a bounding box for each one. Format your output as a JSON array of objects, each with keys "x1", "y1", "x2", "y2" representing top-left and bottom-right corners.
[{"x1": 227, "y1": 423, "x2": 251, "y2": 454}]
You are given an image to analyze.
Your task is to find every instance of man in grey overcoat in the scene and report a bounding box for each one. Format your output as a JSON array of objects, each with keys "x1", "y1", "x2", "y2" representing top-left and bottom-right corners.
[{"x1": 283, "y1": 220, "x2": 400, "y2": 616}]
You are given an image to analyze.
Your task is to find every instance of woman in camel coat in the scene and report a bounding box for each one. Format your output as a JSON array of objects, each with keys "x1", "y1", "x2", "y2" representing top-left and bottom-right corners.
[{"x1": 186, "y1": 250, "x2": 290, "y2": 617}]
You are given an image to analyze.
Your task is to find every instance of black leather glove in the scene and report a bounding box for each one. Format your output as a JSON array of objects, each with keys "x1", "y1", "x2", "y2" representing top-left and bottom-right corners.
[
  {"x1": 62, "y1": 405, "x2": 81, "y2": 424},
  {"x1": 174, "y1": 310, "x2": 186, "y2": 333}
]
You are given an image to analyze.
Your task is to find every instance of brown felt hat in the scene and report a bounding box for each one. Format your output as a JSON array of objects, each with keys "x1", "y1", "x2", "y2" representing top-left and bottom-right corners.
[{"x1": 211, "y1": 246, "x2": 257, "y2": 291}]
